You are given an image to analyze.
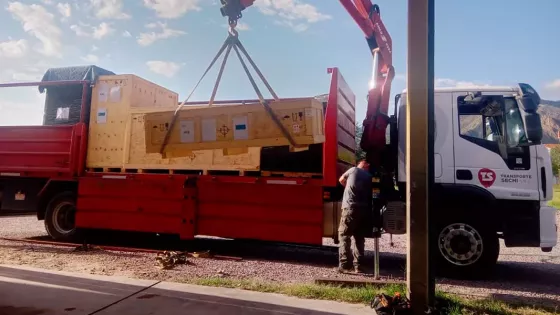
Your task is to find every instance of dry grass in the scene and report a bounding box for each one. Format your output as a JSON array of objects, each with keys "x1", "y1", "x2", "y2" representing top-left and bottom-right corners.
[
  {"x1": 187, "y1": 278, "x2": 559, "y2": 315},
  {"x1": 548, "y1": 185, "x2": 560, "y2": 210}
]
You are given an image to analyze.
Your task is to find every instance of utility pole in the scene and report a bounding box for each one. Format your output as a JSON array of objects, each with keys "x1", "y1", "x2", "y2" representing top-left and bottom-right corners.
[{"x1": 406, "y1": 0, "x2": 435, "y2": 313}]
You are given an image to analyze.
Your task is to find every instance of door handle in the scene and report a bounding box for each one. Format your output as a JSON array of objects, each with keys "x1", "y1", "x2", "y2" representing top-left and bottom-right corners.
[{"x1": 456, "y1": 169, "x2": 473, "y2": 180}]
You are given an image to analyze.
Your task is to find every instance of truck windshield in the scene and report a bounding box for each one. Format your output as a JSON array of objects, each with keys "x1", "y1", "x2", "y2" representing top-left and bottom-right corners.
[
  {"x1": 504, "y1": 97, "x2": 528, "y2": 146},
  {"x1": 459, "y1": 95, "x2": 529, "y2": 148}
]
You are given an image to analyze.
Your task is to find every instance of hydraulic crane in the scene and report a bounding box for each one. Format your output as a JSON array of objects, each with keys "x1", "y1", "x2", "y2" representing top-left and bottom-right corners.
[{"x1": 220, "y1": 0, "x2": 395, "y2": 172}]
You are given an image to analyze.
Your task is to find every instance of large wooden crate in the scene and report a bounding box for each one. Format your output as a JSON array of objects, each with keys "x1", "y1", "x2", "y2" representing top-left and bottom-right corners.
[
  {"x1": 143, "y1": 98, "x2": 325, "y2": 158},
  {"x1": 86, "y1": 75, "x2": 261, "y2": 172}
]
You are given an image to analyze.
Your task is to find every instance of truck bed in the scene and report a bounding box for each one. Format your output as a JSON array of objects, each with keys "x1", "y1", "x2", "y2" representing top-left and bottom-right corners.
[{"x1": 0, "y1": 124, "x2": 86, "y2": 178}]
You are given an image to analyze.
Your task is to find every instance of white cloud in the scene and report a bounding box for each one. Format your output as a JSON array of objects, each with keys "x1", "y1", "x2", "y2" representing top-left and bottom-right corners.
[
  {"x1": 544, "y1": 79, "x2": 560, "y2": 99},
  {"x1": 41, "y1": 0, "x2": 53, "y2": 5},
  {"x1": 90, "y1": 0, "x2": 131, "y2": 19},
  {"x1": 92, "y1": 45, "x2": 99, "y2": 51},
  {"x1": 137, "y1": 22, "x2": 186, "y2": 46},
  {"x1": 93, "y1": 22, "x2": 114, "y2": 39},
  {"x1": 7, "y1": 2, "x2": 63, "y2": 58},
  {"x1": 435, "y1": 78, "x2": 491, "y2": 88},
  {"x1": 545, "y1": 79, "x2": 560, "y2": 90},
  {"x1": 57, "y1": 3, "x2": 71, "y2": 17},
  {"x1": 0, "y1": 39, "x2": 28, "y2": 58},
  {"x1": 253, "y1": 0, "x2": 330, "y2": 32},
  {"x1": 81, "y1": 54, "x2": 99, "y2": 63},
  {"x1": 143, "y1": 0, "x2": 201, "y2": 19},
  {"x1": 0, "y1": 95, "x2": 46, "y2": 126},
  {"x1": 146, "y1": 60, "x2": 183, "y2": 77},
  {"x1": 122, "y1": 30, "x2": 132, "y2": 37},
  {"x1": 70, "y1": 24, "x2": 89, "y2": 37},
  {"x1": 70, "y1": 22, "x2": 114, "y2": 39},
  {"x1": 274, "y1": 20, "x2": 308, "y2": 33}
]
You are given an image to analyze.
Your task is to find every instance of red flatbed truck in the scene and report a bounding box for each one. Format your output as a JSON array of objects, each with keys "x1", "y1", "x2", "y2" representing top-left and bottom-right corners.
[{"x1": 0, "y1": 66, "x2": 358, "y2": 246}]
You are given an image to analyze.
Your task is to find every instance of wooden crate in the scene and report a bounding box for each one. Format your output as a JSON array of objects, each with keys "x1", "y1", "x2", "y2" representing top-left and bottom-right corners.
[
  {"x1": 143, "y1": 98, "x2": 325, "y2": 158},
  {"x1": 86, "y1": 74, "x2": 261, "y2": 172}
]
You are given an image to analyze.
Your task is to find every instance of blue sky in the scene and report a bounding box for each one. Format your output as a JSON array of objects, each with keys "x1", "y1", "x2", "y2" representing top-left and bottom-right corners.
[{"x1": 0, "y1": 0, "x2": 559, "y2": 125}]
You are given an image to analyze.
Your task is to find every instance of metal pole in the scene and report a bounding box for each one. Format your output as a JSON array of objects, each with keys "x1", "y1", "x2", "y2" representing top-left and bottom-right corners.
[
  {"x1": 374, "y1": 237, "x2": 380, "y2": 280},
  {"x1": 406, "y1": 0, "x2": 435, "y2": 313}
]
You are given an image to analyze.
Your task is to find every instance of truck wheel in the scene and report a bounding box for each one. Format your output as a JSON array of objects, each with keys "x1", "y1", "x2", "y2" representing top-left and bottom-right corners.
[
  {"x1": 435, "y1": 217, "x2": 499, "y2": 279},
  {"x1": 44, "y1": 191, "x2": 78, "y2": 241}
]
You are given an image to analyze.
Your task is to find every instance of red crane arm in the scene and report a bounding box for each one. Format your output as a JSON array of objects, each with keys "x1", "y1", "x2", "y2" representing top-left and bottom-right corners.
[
  {"x1": 339, "y1": 0, "x2": 395, "y2": 166},
  {"x1": 221, "y1": 0, "x2": 395, "y2": 165}
]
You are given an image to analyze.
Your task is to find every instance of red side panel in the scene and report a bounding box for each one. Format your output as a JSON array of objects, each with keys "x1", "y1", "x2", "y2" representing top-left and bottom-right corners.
[
  {"x1": 76, "y1": 176, "x2": 195, "y2": 239},
  {"x1": 196, "y1": 177, "x2": 324, "y2": 245},
  {"x1": 0, "y1": 124, "x2": 83, "y2": 178},
  {"x1": 324, "y1": 68, "x2": 357, "y2": 187}
]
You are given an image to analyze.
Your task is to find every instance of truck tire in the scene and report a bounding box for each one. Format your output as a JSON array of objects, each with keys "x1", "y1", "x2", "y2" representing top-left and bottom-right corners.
[
  {"x1": 434, "y1": 215, "x2": 499, "y2": 279},
  {"x1": 44, "y1": 191, "x2": 79, "y2": 241}
]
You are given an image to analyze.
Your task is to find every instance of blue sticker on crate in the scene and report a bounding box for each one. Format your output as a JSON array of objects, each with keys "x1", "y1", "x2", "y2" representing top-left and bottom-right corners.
[{"x1": 235, "y1": 124, "x2": 247, "y2": 130}]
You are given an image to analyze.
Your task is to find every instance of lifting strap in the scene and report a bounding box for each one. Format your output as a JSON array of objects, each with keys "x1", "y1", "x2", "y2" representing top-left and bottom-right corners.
[{"x1": 159, "y1": 27, "x2": 299, "y2": 155}]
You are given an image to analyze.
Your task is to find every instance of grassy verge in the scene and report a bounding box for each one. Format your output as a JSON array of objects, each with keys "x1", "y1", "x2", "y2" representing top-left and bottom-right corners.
[
  {"x1": 188, "y1": 277, "x2": 558, "y2": 315},
  {"x1": 548, "y1": 185, "x2": 560, "y2": 210}
]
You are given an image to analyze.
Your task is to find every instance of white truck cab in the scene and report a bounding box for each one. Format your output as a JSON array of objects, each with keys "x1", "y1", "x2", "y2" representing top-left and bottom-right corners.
[{"x1": 387, "y1": 83, "x2": 558, "y2": 277}]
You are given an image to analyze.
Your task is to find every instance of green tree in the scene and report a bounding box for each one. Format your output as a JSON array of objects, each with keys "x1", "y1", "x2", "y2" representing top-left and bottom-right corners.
[
  {"x1": 355, "y1": 123, "x2": 366, "y2": 160},
  {"x1": 550, "y1": 146, "x2": 560, "y2": 177}
]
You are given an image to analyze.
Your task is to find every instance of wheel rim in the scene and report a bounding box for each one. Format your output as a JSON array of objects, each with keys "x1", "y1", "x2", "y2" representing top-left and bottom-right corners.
[
  {"x1": 438, "y1": 223, "x2": 483, "y2": 266},
  {"x1": 52, "y1": 201, "x2": 76, "y2": 235}
]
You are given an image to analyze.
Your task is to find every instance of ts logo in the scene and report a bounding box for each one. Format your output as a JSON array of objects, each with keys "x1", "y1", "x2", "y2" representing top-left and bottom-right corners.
[{"x1": 478, "y1": 168, "x2": 496, "y2": 188}]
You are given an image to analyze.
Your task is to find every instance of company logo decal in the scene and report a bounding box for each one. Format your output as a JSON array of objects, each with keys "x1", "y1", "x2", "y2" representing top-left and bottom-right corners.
[
  {"x1": 478, "y1": 168, "x2": 496, "y2": 188},
  {"x1": 500, "y1": 174, "x2": 532, "y2": 184}
]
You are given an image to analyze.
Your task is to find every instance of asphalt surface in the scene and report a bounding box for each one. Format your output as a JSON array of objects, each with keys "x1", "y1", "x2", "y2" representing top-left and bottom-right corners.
[{"x1": 0, "y1": 265, "x2": 372, "y2": 315}]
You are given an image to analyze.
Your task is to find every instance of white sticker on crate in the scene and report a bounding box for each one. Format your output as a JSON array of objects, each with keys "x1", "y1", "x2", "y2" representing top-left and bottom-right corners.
[
  {"x1": 97, "y1": 108, "x2": 107, "y2": 124},
  {"x1": 180, "y1": 120, "x2": 195, "y2": 143},
  {"x1": 202, "y1": 118, "x2": 217, "y2": 142},
  {"x1": 233, "y1": 116, "x2": 249, "y2": 140},
  {"x1": 109, "y1": 86, "x2": 121, "y2": 103},
  {"x1": 292, "y1": 124, "x2": 301, "y2": 133},
  {"x1": 98, "y1": 83, "x2": 109, "y2": 102}
]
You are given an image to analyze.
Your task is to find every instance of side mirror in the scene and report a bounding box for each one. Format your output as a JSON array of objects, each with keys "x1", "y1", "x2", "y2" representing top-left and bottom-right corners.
[
  {"x1": 519, "y1": 95, "x2": 540, "y2": 112},
  {"x1": 517, "y1": 83, "x2": 543, "y2": 144},
  {"x1": 523, "y1": 112, "x2": 543, "y2": 144},
  {"x1": 518, "y1": 83, "x2": 541, "y2": 112}
]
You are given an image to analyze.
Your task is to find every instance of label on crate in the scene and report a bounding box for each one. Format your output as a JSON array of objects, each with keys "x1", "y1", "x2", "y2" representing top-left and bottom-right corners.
[
  {"x1": 305, "y1": 108, "x2": 314, "y2": 117},
  {"x1": 98, "y1": 83, "x2": 109, "y2": 102},
  {"x1": 97, "y1": 108, "x2": 107, "y2": 124},
  {"x1": 109, "y1": 86, "x2": 122, "y2": 103},
  {"x1": 233, "y1": 116, "x2": 249, "y2": 140},
  {"x1": 180, "y1": 120, "x2": 195, "y2": 143},
  {"x1": 202, "y1": 118, "x2": 217, "y2": 142}
]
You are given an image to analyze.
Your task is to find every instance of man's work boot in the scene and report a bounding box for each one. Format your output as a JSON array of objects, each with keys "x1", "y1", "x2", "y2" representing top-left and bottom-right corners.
[
  {"x1": 337, "y1": 265, "x2": 352, "y2": 273},
  {"x1": 353, "y1": 265, "x2": 367, "y2": 274}
]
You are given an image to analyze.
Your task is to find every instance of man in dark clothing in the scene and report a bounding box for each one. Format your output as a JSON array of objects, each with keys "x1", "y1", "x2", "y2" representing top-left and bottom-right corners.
[{"x1": 337, "y1": 159, "x2": 373, "y2": 273}]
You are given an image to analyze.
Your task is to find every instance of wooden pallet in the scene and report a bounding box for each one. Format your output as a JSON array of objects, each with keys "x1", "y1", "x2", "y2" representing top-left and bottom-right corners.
[{"x1": 87, "y1": 168, "x2": 323, "y2": 178}]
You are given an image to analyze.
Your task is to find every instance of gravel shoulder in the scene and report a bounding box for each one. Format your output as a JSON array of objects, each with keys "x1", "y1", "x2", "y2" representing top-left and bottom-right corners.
[{"x1": 0, "y1": 213, "x2": 558, "y2": 308}]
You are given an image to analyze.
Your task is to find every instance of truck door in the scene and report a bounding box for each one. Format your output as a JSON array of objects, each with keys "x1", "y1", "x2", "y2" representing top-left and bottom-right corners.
[{"x1": 452, "y1": 92, "x2": 540, "y2": 201}]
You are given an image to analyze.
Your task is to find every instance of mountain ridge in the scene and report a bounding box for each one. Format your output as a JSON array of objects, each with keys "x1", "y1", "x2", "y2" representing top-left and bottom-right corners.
[{"x1": 539, "y1": 99, "x2": 560, "y2": 144}]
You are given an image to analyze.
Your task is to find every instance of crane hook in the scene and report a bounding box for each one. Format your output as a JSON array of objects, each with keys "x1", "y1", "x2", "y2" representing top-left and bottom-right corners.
[{"x1": 220, "y1": 0, "x2": 246, "y2": 27}]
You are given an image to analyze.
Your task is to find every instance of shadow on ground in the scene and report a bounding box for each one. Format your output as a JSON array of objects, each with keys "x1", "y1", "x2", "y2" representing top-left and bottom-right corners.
[{"x1": 0, "y1": 265, "x2": 355, "y2": 315}]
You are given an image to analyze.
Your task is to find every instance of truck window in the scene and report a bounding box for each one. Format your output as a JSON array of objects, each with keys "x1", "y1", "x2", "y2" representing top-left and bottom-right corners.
[
  {"x1": 457, "y1": 94, "x2": 531, "y2": 170},
  {"x1": 459, "y1": 115, "x2": 502, "y2": 143},
  {"x1": 504, "y1": 97, "x2": 528, "y2": 147}
]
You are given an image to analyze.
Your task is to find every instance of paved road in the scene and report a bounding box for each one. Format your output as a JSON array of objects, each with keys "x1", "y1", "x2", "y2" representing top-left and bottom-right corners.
[{"x1": 0, "y1": 265, "x2": 371, "y2": 315}]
